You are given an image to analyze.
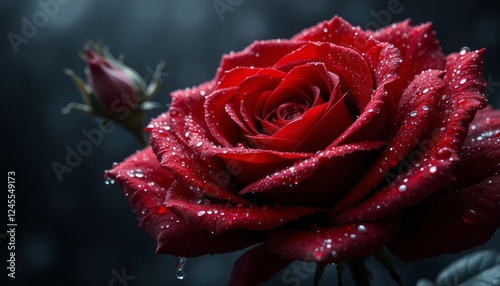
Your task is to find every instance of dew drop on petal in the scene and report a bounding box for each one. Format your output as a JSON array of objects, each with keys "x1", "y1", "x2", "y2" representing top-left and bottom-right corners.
[
  {"x1": 422, "y1": 105, "x2": 429, "y2": 111},
  {"x1": 196, "y1": 141, "x2": 203, "y2": 147},
  {"x1": 134, "y1": 169, "x2": 144, "y2": 178},
  {"x1": 459, "y1": 78, "x2": 467, "y2": 85},
  {"x1": 350, "y1": 234, "x2": 357, "y2": 240},
  {"x1": 410, "y1": 111, "x2": 418, "y2": 117},
  {"x1": 175, "y1": 256, "x2": 187, "y2": 280},
  {"x1": 429, "y1": 166, "x2": 437, "y2": 173},
  {"x1": 357, "y1": 225, "x2": 368, "y2": 233},
  {"x1": 422, "y1": 88, "x2": 430, "y2": 94},
  {"x1": 436, "y1": 147, "x2": 452, "y2": 160},
  {"x1": 458, "y1": 99, "x2": 467, "y2": 107},
  {"x1": 398, "y1": 185, "x2": 407, "y2": 192},
  {"x1": 197, "y1": 210, "x2": 206, "y2": 216},
  {"x1": 462, "y1": 209, "x2": 477, "y2": 224},
  {"x1": 459, "y1": 46, "x2": 470, "y2": 55}
]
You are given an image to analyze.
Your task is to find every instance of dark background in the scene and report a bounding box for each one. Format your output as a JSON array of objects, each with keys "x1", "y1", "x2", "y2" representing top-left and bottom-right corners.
[{"x1": 2, "y1": 0, "x2": 500, "y2": 285}]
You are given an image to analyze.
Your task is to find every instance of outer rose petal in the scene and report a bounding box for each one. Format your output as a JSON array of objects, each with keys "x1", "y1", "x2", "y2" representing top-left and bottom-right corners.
[
  {"x1": 166, "y1": 181, "x2": 325, "y2": 234},
  {"x1": 330, "y1": 70, "x2": 446, "y2": 216},
  {"x1": 332, "y1": 49, "x2": 488, "y2": 223},
  {"x1": 241, "y1": 141, "x2": 385, "y2": 208},
  {"x1": 228, "y1": 245, "x2": 291, "y2": 286},
  {"x1": 369, "y1": 21, "x2": 445, "y2": 90},
  {"x1": 387, "y1": 108, "x2": 500, "y2": 261},
  {"x1": 105, "y1": 148, "x2": 260, "y2": 257},
  {"x1": 148, "y1": 114, "x2": 250, "y2": 205},
  {"x1": 265, "y1": 216, "x2": 399, "y2": 264}
]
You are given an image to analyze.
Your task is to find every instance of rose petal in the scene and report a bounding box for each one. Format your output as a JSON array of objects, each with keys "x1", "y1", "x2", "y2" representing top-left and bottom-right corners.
[
  {"x1": 273, "y1": 42, "x2": 373, "y2": 111},
  {"x1": 330, "y1": 42, "x2": 400, "y2": 146},
  {"x1": 183, "y1": 113, "x2": 315, "y2": 185},
  {"x1": 265, "y1": 216, "x2": 399, "y2": 263},
  {"x1": 105, "y1": 148, "x2": 260, "y2": 257},
  {"x1": 370, "y1": 21, "x2": 445, "y2": 90},
  {"x1": 387, "y1": 108, "x2": 500, "y2": 261},
  {"x1": 228, "y1": 245, "x2": 291, "y2": 286},
  {"x1": 332, "y1": 50, "x2": 488, "y2": 224},
  {"x1": 215, "y1": 40, "x2": 305, "y2": 82},
  {"x1": 330, "y1": 70, "x2": 446, "y2": 217},
  {"x1": 241, "y1": 141, "x2": 385, "y2": 208},
  {"x1": 149, "y1": 113, "x2": 250, "y2": 205},
  {"x1": 166, "y1": 193, "x2": 324, "y2": 234}
]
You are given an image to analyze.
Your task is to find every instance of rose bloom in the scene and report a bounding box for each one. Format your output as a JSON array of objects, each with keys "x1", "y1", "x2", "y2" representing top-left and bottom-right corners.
[{"x1": 106, "y1": 16, "x2": 500, "y2": 284}]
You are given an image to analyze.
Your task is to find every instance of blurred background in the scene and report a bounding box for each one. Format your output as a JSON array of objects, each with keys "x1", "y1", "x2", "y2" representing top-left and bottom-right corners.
[{"x1": 1, "y1": 0, "x2": 500, "y2": 285}]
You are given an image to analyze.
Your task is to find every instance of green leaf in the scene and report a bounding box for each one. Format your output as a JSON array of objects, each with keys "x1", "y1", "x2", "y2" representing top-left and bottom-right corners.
[
  {"x1": 459, "y1": 265, "x2": 500, "y2": 286},
  {"x1": 436, "y1": 249, "x2": 500, "y2": 286},
  {"x1": 416, "y1": 279, "x2": 436, "y2": 286}
]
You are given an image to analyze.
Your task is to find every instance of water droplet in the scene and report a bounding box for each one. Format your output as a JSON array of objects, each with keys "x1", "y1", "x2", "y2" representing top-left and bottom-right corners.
[
  {"x1": 350, "y1": 234, "x2": 357, "y2": 240},
  {"x1": 458, "y1": 99, "x2": 467, "y2": 107},
  {"x1": 422, "y1": 105, "x2": 429, "y2": 111},
  {"x1": 197, "y1": 210, "x2": 206, "y2": 216},
  {"x1": 462, "y1": 209, "x2": 477, "y2": 224},
  {"x1": 459, "y1": 46, "x2": 470, "y2": 55},
  {"x1": 459, "y1": 78, "x2": 467, "y2": 85},
  {"x1": 398, "y1": 185, "x2": 407, "y2": 192},
  {"x1": 196, "y1": 141, "x2": 203, "y2": 147},
  {"x1": 436, "y1": 147, "x2": 452, "y2": 160},
  {"x1": 170, "y1": 109, "x2": 179, "y2": 117},
  {"x1": 134, "y1": 169, "x2": 144, "y2": 178},
  {"x1": 405, "y1": 124, "x2": 413, "y2": 130},
  {"x1": 422, "y1": 88, "x2": 430, "y2": 94},
  {"x1": 175, "y1": 256, "x2": 187, "y2": 280},
  {"x1": 357, "y1": 225, "x2": 367, "y2": 233},
  {"x1": 104, "y1": 178, "x2": 115, "y2": 185},
  {"x1": 410, "y1": 111, "x2": 418, "y2": 117},
  {"x1": 155, "y1": 205, "x2": 167, "y2": 215},
  {"x1": 429, "y1": 166, "x2": 437, "y2": 173}
]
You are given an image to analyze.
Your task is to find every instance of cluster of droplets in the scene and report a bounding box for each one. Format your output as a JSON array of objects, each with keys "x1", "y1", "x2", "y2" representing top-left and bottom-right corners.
[{"x1": 312, "y1": 225, "x2": 369, "y2": 261}]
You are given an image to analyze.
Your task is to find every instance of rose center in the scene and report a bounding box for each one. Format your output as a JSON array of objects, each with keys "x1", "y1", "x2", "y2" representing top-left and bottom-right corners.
[
  {"x1": 266, "y1": 102, "x2": 307, "y2": 126},
  {"x1": 278, "y1": 103, "x2": 306, "y2": 121}
]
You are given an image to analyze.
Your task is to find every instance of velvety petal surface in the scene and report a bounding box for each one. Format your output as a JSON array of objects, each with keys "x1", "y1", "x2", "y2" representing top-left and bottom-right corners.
[
  {"x1": 105, "y1": 148, "x2": 261, "y2": 257},
  {"x1": 387, "y1": 107, "x2": 500, "y2": 261},
  {"x1": 266, "y1": 216, "x2": 399, "y2": 264}
]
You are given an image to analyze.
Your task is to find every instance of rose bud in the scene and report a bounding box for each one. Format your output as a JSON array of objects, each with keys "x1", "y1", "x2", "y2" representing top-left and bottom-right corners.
[
  {"x1": 63, "y1": 44, "x2": 166, "y2": 145},
  {"x1": 105, "y1": 17, "x2": 500, "y2": 285}
]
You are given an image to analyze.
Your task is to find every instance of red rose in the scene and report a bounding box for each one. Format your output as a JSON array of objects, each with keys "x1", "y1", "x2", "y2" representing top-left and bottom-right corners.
[{"x1": 105, "y1": 16, "x2": 500, "y2": 284}]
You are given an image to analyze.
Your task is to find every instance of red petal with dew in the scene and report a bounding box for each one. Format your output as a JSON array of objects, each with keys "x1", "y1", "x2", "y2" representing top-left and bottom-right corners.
[{"x1": 105, "y1": 148, "x2": 260, "y2": 257}]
